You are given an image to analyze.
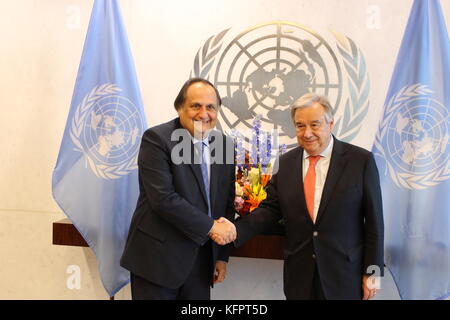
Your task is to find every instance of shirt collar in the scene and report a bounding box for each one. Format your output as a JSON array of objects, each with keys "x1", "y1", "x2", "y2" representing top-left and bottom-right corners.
[
  {"x1": 192, "y1": 136, "x2": 210, "y2": 147},
  {"x1": 303, "y1": 135, "x2": 334, "y2": 159}
]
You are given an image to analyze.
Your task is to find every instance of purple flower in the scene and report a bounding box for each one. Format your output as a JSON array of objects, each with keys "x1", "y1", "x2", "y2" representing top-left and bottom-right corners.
[
  {"x1": 251, "y1": 115, "x2": 262, "y2": 165},
  {"x1": 259, "y1": 131, "x2": 272, "y2": 168},
  {"x1": 231, "y1": 129, "x2": 245, "y2": 168}
]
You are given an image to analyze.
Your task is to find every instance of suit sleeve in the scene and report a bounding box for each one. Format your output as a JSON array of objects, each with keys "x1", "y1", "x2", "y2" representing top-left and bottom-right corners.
[
  {"x1": 362, "y1": 153, "x2": 384, "y2": 276},
  {"x1": 234, "y1": 172, "x2": 283, "y2": 247},
  {"x1": 217, "y1": 160, "x2": 237, "y2": 262},
  {"x1": 138, "y1": 129, "x2": 213, "y2": 246}
]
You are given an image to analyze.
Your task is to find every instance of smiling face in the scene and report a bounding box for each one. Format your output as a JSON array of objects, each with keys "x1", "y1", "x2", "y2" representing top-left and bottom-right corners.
[
  {"x1": 294, "y1": 102, "x2": 334, "y2": 156},
  {"x1": 177, "y1": 82, "x2": 219, "y2": 139}
]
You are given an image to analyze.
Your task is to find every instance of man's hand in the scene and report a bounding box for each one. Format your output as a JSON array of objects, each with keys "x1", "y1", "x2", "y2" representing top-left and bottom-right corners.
[
  {"x1": 209, "y1": 217, "x2": 236, "y2": 245},
  {"x1": 214, "y1": 260, "x2": 227, "y2": 284},
  {"x1": 362, "y1": 274, "x2": 380, "y2": 300}
]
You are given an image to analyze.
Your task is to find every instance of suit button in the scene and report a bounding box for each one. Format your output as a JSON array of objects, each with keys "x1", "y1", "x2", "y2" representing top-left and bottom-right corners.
[
  {"x1": 313, "y1": 231, "x2": 318, "y2": 237},
  {"x1": 312, "y1": 254, "x2": 316, "y2": 259}
]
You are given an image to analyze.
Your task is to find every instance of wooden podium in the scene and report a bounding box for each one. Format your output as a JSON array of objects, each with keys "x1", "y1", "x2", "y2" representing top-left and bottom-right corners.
[
  {"x1": 52, "y1": 218, "x2": 285, "y2": 260},
  {"x1": 53, "y1": 219, "x2": 88, "y2": 247}
]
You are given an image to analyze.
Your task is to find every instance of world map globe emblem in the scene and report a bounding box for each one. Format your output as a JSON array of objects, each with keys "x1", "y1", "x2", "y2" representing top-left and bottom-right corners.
[
  {"x1": 71, "y1": 84, "x2": 145, "y2": 179},
  {"x1": 83, "y1": 95, "x2": 143, "y2": 166},
  {"x1": 374, "y1": 84, "x2": 450, "y2": 189},
  {"x1": 213, "y1": 21, "x2": 343, "y2": 149},
  {"x1": 385, "y1": 96, "x2": 449, "y2": 176}
]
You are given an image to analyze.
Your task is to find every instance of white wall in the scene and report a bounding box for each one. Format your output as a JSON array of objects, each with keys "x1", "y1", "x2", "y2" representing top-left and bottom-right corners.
[{"x1": 0, "y1": 0, "x2": 448, "y2": 299}]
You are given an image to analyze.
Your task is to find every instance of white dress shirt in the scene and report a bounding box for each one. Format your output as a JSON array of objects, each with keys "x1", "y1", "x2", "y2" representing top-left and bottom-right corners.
[{"x1": 302, "y1": 136, "x2": 334, "y2": 223}]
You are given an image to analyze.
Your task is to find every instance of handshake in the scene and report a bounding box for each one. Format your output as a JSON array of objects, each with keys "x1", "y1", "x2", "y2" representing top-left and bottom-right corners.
[{"x1": 208, "y1": 217, "x2": 236, "y2": 245}]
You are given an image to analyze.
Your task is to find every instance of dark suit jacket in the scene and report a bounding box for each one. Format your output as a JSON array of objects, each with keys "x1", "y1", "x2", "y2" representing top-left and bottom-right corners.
[
  {"x1": 121, "y1": 118, "x2": 235, "y2": 289},
  {"x1": 235, "y1": 137, "x2": 384, "y2": 299}
]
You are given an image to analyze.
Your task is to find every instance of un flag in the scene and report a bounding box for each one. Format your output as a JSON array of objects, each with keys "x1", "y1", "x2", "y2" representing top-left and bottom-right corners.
[
  {"x1": 372, "y1": 0, "x2": 449, "y2": 300},
  {"x1": 52, "y1": 0, "x2": 147, "y2": 297}
]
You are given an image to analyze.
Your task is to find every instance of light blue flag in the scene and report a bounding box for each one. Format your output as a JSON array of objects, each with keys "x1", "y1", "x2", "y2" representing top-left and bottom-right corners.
[
  {"x1": 372, "y1": 0, "x2": 450, "y2": 300},
  {"x1": 52, "y1": 0, "x2": 147, "y2": 297}
]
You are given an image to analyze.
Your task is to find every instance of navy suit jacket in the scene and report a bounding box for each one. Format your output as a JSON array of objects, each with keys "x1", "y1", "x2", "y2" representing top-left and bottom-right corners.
[
  {"x1": 235, "y1": 138, "x2": 384, "y2": 299},
  {"x1": 121, "y1": 118, "x2": 235, "y2": 289}
]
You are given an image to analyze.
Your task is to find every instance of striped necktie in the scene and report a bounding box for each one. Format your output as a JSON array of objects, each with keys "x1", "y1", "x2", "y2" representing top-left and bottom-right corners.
[{"x1": 196, "y1": 142, "x2": 211, "y2": 217}]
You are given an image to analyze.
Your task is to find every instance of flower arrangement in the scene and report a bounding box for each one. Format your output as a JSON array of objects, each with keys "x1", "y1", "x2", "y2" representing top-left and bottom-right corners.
[
  {"x1": 234, "y1": 163, "x2": 272, "y2": 215},
  {"x1": 231, "y1": 116, "x2": 286, "y2": 216}
]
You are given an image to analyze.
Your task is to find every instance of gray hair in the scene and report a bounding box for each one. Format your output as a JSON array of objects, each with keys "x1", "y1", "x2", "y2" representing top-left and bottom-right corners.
[{"x1": 290, "y1": 93, "x2": 334, "y2": 123}]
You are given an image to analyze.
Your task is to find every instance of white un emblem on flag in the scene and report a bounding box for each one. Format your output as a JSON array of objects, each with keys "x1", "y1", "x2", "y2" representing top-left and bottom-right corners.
[
  {"x1": 70, "y1": 83, "x2": 145, "y2": 179},
  {"x1": 374, "y1": 84, "x2": 450, "y2": 190}
]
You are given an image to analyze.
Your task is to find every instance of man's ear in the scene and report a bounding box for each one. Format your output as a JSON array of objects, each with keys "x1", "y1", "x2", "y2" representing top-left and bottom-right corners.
[{"x1": 328, "y1": 119, "x2": 335, "y2": 131}]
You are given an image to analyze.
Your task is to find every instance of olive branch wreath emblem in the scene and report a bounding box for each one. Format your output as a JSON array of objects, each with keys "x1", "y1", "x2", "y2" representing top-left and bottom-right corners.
[
  {"x1": 332, "y1": 31, "x2": 370, "y2": 142},
  {"x1": 190, "y1": 28, "x2": 230, "y2": 80},
  {"x1": 70, "y1": 83, "x2": 139, "y2": 180},
  {"x1": 191, "y1": 25, "x2": 369, "y2": 145},
  {"x1": 373, "y1": 84, "x2": 450, "y2": 190}
]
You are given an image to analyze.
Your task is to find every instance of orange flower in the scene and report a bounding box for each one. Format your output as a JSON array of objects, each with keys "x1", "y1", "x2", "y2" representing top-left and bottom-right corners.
[
  {"x1": 243, "y1": 184, "x2": 252, "y2": 197},
  {"x1": 246, "y1": 197, "x2": 260, "y2": 213},
  {"x1": 246, "y1": 189, "x2": 267, "y2": 212},
  {"x1": 261, "y1": 174, "x2": 271, "y2": 187}
]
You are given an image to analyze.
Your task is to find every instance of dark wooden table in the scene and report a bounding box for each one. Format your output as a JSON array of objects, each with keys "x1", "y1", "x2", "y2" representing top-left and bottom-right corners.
[{"x1": 53, "y1": 218, "x2": 284, "y2": 260}]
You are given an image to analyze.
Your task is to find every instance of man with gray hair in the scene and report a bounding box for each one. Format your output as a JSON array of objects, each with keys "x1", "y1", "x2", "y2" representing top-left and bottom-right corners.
[{"x1": 222, "y1": 92, "x2": 384, "y2": 300}]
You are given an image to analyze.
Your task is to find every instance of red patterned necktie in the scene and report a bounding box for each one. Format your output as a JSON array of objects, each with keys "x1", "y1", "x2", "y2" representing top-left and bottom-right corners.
[{"x1": 304, "y1": 155, "x2": 320, "y2": 222}]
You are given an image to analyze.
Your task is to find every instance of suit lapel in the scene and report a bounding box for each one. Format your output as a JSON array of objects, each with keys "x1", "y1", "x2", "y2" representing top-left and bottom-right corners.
[
  {"x1": 209, "y1": 133, "x2": 225, "y2": 218},
  {"x1": 188, "y1": 142, "x2": 209, "y2": 207},
  {"x1": 294, "y1": 148, "x2": 316, "y2": 225},
  {"x1": 188, "y1": 132, "x2": 225, "y2": 212},
  {"x1": 170, "y1": 120, "x2": 209, "y2": 207},
  {"x1": 315, "y1": 138, "x2": 349, "y2": 224},
  {"x1": 285, "y1": 148, "x2": 312, "y2": 224},
  {"x1": 209, "y1": 162, "x2": 219, "y2": 218}
]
